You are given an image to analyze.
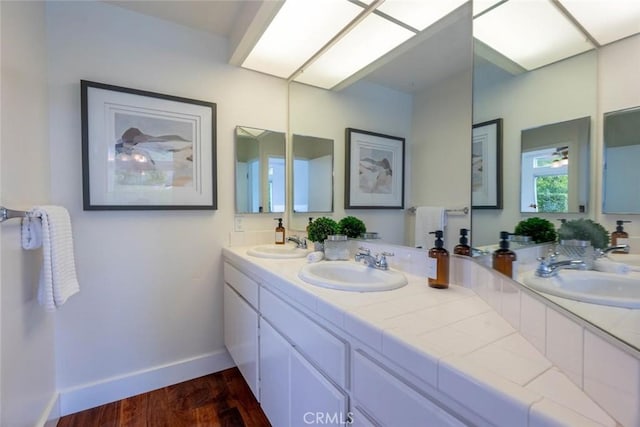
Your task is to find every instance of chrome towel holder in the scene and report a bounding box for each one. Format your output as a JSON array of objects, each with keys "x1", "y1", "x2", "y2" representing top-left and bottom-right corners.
[{"x1": 0, "y1": 206, "x2": 28, "y2": 223}]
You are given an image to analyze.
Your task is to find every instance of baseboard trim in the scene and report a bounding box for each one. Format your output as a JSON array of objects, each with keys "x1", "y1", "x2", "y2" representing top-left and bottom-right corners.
[
  {"x1": 58, "y1": 349, "x2": 234, "y2": 416},
  {"x1": 35, "y1": 392, "x2": 60, "y2": 427}
]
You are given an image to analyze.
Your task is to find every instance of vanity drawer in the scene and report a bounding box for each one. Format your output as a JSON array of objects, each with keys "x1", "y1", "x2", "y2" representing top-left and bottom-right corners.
[
  {"x1": 353, "y1": 351, "x2": 465, "y2": 427},
  {"x1": 224, "y1": 262, "x2": 259, "y2": 308},
  {"x1": 260, "y1": 287, "x2": 347, "y2": 388}
]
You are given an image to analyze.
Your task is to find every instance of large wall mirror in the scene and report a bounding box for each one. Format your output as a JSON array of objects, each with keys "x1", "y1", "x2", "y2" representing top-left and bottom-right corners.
[
  {"x1": 520, "y1": 117, "x2": 590, "y2": 214},
  {"x1": 603, "y1": 106, "x2": 640, "y2": 213},
  {"x1": 292, "y1": 134, "x2": 334, "y2": 213},
  {"x1": 472, "y1": 47, "x2": 597, "y2": 247},
  {"x1": 235, "y1": 126, "x2": 286, "y2": 214}
]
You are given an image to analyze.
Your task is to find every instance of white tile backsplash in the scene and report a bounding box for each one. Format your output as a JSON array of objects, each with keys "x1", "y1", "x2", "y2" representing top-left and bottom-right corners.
[
  {"x1": 520, "y1": 292, "x2": 548, "y2": 355},
  {"x1": 545, "y1": 309, "x2": 584, "y2": 388},
  {"x1": 583, "y1": 330, "x2": 640, "y2": 427}
]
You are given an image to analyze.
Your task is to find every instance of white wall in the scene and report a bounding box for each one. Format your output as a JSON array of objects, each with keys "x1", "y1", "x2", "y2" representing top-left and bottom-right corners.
[
  {"x1": 289, "y1": 81, "x2": 413, "y2": 245},
  {"x1": 410, "y1": 69, "x2": 473, "y2": 250},
  {"x1": 472, "y1": 51, "x2": 598, "y2": 246},
  {"x1": 1, "y1": 2, "x2": 58, "y2": 426},
  {"x1": 45, "y1": 1, "x2": 288, "y2": 414},
  {"x1": 44, "y1": 0, "x2": 419, "y2": 414}
]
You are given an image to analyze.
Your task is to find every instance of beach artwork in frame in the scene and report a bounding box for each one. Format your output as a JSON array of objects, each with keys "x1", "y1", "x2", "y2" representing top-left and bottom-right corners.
[
  {"x1": 345, "y1": 128, "x2": 405, "y2": 209},
  {"x1": 472, "y1": 118, "x2": 503, "y2": 209},
  {"x1": 81, "y1": 80, "x2": 217, "y2": 210}
]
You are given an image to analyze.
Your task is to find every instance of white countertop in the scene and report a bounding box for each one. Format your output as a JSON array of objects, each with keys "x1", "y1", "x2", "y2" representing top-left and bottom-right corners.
[{"x1": 223, "y1": 246, "x2": 617, "y2": 427}]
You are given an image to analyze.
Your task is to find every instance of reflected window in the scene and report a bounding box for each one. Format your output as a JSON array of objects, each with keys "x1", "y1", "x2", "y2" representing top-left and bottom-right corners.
[{"x1": 522, "y1": 148, "x2": 569, "y2": 212}]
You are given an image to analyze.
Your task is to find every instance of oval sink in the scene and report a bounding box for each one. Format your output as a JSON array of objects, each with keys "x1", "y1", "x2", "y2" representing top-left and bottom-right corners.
[
  {"x1": 607, "y1": 253, "x2": 640, "y2": 268},
  {"x1": 298, "y1": 261, "x2": 407, "y2": 292},
  {"x1": 521, "y1": 270, "x2": 640, "y2": 308},
  {"x1": 247, "y1": 244, "x2": 309, "y2": 259}
]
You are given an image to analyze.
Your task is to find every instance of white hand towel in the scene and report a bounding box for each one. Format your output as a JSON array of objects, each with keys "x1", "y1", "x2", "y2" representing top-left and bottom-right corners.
[
  {"x1": 21, "y1": 215, "x2": 42, "y2": 250},
  {"x1": 29, "y1": 206, "x2": 80, "y2": 311},
  {"x1": 593, "y1": 258, "x2": 630, "y2": 274},
  {"x1": 414, "y1": 206, "x2": 446, "y2": 249}
]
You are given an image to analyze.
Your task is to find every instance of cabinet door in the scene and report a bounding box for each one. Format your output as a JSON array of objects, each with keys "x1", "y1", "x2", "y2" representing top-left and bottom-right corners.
[
  {"x1": 224, "y1": 284, "x2": 259, "y2": 399},
  {"x1": 260, "y1": 320, "x2": 291, "y2": 427},
  {"x1": 353, "y1": 351, "x2": 466, "y2": 427},
  {"x1": 290, "y1": 347, "x2": 348, "y2": 427}
]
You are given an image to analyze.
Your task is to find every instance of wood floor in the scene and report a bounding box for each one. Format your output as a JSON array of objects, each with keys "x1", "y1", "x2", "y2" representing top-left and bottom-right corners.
[{"x1": 57, "y1": 368, "x2": 270, "y2": 427}]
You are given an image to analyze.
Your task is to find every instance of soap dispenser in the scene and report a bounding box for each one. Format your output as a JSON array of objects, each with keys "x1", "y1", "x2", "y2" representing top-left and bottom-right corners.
[
  {"x1": 453, "y1": 228, "x2": 471, "y2": 256},
  {"x1": 428, "y1": 230, "x2": 449, "y2": 289},
  {"x1": 612, "y1": 220, "x2": 631, "y2": 253},
  {"x1": 307, "y1": 217, "x2": 314, "y2": 234},
  {"x1": 493, "y1": 231, "x2": 517, "y2": 279},
  {"x1": 274, "y1": 218, "x2": 285, "y2": 245}
]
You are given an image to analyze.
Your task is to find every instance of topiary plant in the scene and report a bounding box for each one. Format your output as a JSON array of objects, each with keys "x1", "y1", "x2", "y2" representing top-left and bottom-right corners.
[
  {"x1": 307, "y1": 217, "x2": 339, "y2": 243},
  {"x1": 337, "y1": 216, "x2": 366, "y2": 239},
  {"x1": 514, "y1": 217, "x2": 557, "y2": 243},
  {"x1": 557, "y1": 218, "x2": 610, "y2": 249}
]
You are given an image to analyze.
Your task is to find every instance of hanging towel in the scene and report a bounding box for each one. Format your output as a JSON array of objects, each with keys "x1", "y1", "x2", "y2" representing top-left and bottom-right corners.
[
  {"x1": 21, "y1": 215, "x2": 43, "y2": 250},
  {"x1": 414, "y1": 206, "x2": 446, "y2": 249},
  {"x1": 29, "y1": 206, "x2": 80, "y2": 311}
]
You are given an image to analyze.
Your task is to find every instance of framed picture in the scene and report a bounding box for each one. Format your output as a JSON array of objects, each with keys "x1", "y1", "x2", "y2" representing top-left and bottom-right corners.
[
  {"x1": 345, "y1": 128, "x2": 405, "y2": 209},
  {"x1": 472, "y1": 118, "x2": 503, "y2": 209},
  {"x1": 81, "y1": 80, "x2": 217, "y2": 210}
]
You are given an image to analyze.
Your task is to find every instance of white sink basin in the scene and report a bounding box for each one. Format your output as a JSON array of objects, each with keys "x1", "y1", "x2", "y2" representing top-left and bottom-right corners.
[
  {"x1": 608, "y1": 253, "x2": 640, "y2": 268},
  {"x1": 247, "y1": 244, "x2": 309, "y2": 259},
  {"x1": 298, "y1": 261, "x2": 408, "y2": 292},
  {"x1": 521, "y1": 270, "x2": 640, "y2": 308}
]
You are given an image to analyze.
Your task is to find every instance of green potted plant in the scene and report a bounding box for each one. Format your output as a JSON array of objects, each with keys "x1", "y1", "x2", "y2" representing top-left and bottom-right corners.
[
  {"x1": 513, "y1": 217, "x2": 557, "y2": 244},
  {"x1": 307, "y1": 217, "x2": 339, "y2": 251},
  {"x1": 557, "y1": 218, "x2": 609, "y2": 249},
  {"x1": 337, "y1": 216, "x2": 366, "y2": 239}
]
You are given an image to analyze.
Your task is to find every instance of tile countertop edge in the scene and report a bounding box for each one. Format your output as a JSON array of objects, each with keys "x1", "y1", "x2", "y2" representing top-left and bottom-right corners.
[{"x1": 221, "y1": 247, "x2": 617, "y2": 427}]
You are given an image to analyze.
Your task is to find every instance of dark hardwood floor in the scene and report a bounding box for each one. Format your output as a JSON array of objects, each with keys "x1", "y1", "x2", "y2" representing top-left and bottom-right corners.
[{"x1": 57, "y1": 368, "x2": 270, "y2": 427}]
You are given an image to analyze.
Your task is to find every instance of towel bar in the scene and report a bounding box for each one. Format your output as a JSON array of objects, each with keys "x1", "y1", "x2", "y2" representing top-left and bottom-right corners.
[
  {"x1": 0, "y1": 206, "x2": 28, "y2": 223},
  {"x1": 407, "y1": 206, "x2": 469, "y2": 215}
]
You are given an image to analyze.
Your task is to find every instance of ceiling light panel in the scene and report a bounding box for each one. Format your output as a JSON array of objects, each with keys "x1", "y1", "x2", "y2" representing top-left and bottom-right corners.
[
  {"x1": 294, "y1": 13, "x2": 414, "y2": 89},
  {"x1": 474, "y1": 0, "x2": 594, "y2": 70},
  {"x1": 377, "y1": 0, "x2": 469, "y2": 31},
  {"x1": 242, "y1": 0, "x2": 363, "y2": 79},
  {"x1": 559, "y1": 0, "x2": 640, "y2": 46}
]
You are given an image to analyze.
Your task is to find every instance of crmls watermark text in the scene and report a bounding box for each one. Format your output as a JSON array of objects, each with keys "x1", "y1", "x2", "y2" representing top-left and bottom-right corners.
[{"x1": 303, "y1": 411, "x2": 354, "y2": 425}]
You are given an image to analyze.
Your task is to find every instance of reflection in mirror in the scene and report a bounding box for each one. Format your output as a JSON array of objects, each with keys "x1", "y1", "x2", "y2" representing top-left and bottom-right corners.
[
  {"x1": 520, "y1": 117, "x2": 590, "y2": 214},
  {"x1": 235, "y1": 126, "x2": 286, "y2": 214},
  {"x1": 292, "y1": 134, "x2": 333, "y2": 213},
  {"x1": 603, "y1": 106, "x2": 640, "y2": 213}
]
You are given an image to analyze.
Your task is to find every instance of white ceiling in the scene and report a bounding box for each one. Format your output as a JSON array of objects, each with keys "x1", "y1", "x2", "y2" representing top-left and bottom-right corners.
[{"x1": 105, "y1": 0, "x2": 247, "y2": 37}]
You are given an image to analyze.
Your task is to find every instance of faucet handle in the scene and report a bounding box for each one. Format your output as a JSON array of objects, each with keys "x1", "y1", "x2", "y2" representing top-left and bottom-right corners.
[
  {"x1": 357, "y1": 247, "x2": 371, "y2": 255},
  {"x1": 376, "y1": 252, "x2": 393, "y2": 270},
  {"x1": 381, "y1": 251, "x2": 394, "y2": 257}
]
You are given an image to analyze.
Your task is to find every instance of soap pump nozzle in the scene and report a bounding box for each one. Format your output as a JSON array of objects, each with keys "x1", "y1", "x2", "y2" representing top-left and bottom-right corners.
[
  {"x1": 429, "y1": 230, "x2": 444, "y2": 248},
  {"x1": 616, "y1": 220, "x2": 631, "y2": 232}
]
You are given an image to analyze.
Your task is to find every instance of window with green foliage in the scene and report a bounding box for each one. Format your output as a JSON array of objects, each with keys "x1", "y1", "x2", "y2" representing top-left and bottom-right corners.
[{"x1": 535, "y1": 175, "x2": 568, "y2": 212}]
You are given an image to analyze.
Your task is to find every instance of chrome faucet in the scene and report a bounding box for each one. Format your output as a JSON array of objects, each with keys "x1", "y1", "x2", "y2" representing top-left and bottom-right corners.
[
  {"x1": 287, "y1": 236, "x2": 307, "y2": 249},
  {"x1": 355, "y1": 247, "x2": 393, "y2": 270},
  {"x1": 535, "y1": 253, "x2": 586, "y2": 278},
  {"x1": 598, "y1": 244, "x2": 630, "y2": 256}
]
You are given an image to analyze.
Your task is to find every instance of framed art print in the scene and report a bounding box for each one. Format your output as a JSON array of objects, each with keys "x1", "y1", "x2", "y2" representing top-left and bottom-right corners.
[{"x1": 81, "y1": 80, "x2": 217, "y2": 210}]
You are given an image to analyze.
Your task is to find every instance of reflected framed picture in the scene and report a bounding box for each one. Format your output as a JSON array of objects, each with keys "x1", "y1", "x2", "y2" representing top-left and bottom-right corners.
[
  {"x1": 472, "y1": 118, "x2": 502, "y2": 209},
  {"x1": 81, "y1": 80, "x2": 217, "y2": 210},
  {"x1": 345, "y1": 128, "x2": 405, "y2": 209}
]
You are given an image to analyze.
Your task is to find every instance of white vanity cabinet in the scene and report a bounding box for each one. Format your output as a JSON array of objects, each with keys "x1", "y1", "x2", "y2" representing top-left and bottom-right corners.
[
  {"x1": 352, "y1": 351, "x2": 467, "y2": 427},
  {"x1": 223, "y1": 263, "x2": 259, "y2": 399},
  {"x1": 223, "y1": 259, "x2": 465, "y2": 427},
  {"x1": 260, "y1": 319, "x2": 348, "y2": 427}
]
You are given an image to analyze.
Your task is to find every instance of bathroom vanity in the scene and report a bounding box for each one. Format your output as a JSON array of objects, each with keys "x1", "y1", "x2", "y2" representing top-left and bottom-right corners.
[{"x1": 222, "y1": 244, "x2": 622, "y2": 427}]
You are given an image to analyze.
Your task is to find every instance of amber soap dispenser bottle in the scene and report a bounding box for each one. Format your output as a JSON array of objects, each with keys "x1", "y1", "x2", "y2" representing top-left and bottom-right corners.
[
  {"x1": 611, "y1": 220, "x2": 631, "y2": 253},
  {"x1": 493, "y1": 231, "x2": 517, "y2": 278},
  {"x1": 274, "y1": 218, "x2": 285, "y2": 245},
  {"x1": 428, "y1": 230, "x2": 449, "y2": 289},
  {"x1": 453, "y1": 228, "x2": 471, "y2": 256}
]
